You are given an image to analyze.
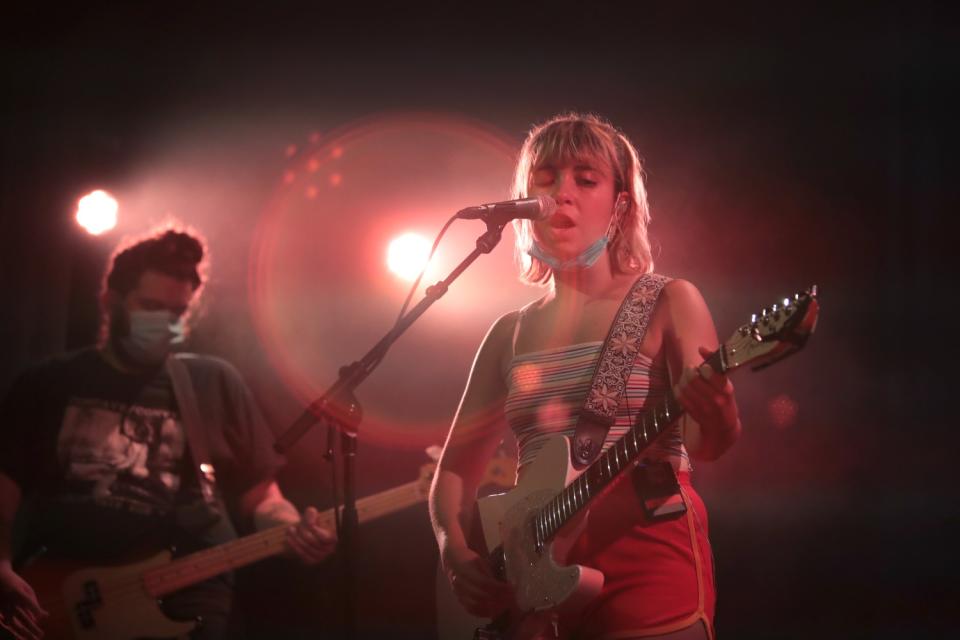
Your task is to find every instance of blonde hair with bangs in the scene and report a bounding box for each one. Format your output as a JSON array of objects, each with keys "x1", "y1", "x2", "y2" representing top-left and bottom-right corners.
[{"x1": 511, "y1": 113, "x2": 653, "y2": 285}]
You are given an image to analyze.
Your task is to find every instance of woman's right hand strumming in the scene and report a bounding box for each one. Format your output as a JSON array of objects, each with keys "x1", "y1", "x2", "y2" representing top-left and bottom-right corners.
[
  {"x1": 430, "y1": 312, "x2": 516, "y2": 618},
  {"x1": 440, "y1": 542, "x2": 514, "y2": 618}
]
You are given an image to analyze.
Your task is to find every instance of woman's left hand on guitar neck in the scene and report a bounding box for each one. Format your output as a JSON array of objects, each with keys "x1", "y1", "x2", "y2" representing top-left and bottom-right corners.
[{"x1": 674, "y1": 346, "x2": 742, "y2": 461}]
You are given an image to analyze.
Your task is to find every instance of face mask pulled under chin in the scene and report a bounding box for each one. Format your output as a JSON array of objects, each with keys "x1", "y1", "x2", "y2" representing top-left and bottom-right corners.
[
  {"x1": 528, "y1": 235, "x2": 609, "y2": 272},
  {"x1": 528, "y1": 209, "x2": 619, "y2": 273},
  {"x1": 117, "y1": 310, "x2": 185, "y2": 365}
]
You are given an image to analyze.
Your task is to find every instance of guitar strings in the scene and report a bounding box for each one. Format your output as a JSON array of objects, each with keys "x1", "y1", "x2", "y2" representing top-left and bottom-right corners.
[
  {"x1": 147, "y1": 480, "x2": 423, "y2": 583},
  {"x1": 128, "y1": 483, "x2": 421, "y2": 595}
]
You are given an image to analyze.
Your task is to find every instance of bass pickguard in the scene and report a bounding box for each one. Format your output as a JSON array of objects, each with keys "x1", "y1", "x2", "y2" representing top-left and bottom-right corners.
[{"x1": 24, "y1": 551, "x2": 196, "y2": 640}]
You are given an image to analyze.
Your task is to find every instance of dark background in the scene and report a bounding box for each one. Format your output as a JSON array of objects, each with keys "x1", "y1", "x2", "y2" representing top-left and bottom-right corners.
[{"x1": 1, "y1": 2, "x2": 954, "y2": 639}]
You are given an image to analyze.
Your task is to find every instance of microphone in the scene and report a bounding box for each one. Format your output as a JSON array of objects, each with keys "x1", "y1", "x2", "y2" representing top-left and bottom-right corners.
[{"x1": 456, "y1": 195, "x2": 556, "y2": 225}]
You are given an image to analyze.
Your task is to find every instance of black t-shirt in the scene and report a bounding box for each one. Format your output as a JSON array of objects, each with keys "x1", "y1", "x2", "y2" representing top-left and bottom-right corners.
[{"x1": 0, "y1": 348, "x2": 284, "y2": 561}]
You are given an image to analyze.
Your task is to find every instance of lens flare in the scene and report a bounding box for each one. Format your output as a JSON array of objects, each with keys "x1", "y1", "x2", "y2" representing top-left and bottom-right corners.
[
  {"x1": 75, "y1": 190, "x2": 119, "y2": 235},
  {"x1": 387, "y1": 232, "x2": 432, "y2": 281},
  {"x1": 251, "y1": 113, "x2": 526, "y2": 449},
  {"x1": 768, "y1": 393, "x2": 799, "y2": 429}
]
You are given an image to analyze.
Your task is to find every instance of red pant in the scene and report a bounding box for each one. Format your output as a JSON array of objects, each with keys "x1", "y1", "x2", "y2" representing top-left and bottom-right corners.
[{"x1": 562, "y1": 472, "x2": 714, "y2": 639}]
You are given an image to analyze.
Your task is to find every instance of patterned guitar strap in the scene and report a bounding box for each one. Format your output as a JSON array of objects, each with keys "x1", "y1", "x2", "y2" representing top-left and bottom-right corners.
[{"x1": 571, "y1": 273, "x2": 671, "y2": 469}]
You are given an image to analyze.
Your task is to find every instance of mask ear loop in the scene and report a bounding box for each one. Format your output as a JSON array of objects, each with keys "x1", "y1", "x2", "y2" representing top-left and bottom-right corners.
[{"x1": 606, "y1": 195, "x2": 629, "y2": 242}]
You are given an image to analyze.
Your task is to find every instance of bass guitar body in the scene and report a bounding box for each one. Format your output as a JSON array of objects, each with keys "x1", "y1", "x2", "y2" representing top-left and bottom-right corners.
[
  {"x1": 21, "y1": 551, "x2": 196, "y2": 640},
  {"x1": 13, "y1": 452, "x2": 451, "y2": 640}
]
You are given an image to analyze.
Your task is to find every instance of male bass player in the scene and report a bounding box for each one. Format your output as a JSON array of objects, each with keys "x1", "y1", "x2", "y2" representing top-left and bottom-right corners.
[{"x1": 0, "y1": 229, "x2": 335, "y2": 639}]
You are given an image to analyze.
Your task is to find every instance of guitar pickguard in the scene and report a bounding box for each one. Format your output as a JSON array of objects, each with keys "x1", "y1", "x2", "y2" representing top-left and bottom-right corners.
[{"x1": 476, "y1": 435, "x2": 603, "y2": 620}]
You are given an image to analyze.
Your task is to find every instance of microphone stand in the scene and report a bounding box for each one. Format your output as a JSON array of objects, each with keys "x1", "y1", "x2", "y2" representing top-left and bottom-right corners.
[{"x1": 274, "y1": 217, "x2": 508, "y2": 639}]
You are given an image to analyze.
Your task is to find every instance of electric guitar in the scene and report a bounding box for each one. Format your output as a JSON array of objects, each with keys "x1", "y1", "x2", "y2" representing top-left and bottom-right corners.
[
  {"x1": 9, "y1": 458, "x2": 445, "y2": 640},
  {"x1": 471, "y1": 287, "x2": 820, "y2": 639}
]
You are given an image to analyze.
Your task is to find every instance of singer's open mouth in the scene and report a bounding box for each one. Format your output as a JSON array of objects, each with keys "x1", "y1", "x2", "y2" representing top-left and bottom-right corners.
[{"x1": 549, "y1": 213, "x2": 575, "y2": 228}]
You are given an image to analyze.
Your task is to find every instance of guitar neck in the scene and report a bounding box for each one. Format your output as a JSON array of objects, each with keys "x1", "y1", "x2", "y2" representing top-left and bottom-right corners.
[
  {"x1": 536, "y1": 350, "x2": 726, "y2": 542},
  {"x1": 532, "y1": 284, "x2": 821, "y2": 546},
  {"x1": 142, "y1": 479, "x2": 426, "y2": 597},
  {"x1": 535, "y1": 394, "x2": 685, "y2": 542}
]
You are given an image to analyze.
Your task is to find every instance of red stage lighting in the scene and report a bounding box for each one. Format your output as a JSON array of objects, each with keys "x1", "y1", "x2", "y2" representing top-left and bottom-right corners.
[{"x1": 250, "y1": 113, "x2": 526, "y2": 450}]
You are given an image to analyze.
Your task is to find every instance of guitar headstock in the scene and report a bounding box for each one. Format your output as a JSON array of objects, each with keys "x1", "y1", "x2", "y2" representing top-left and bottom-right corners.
[{"x1": 719, "y1": 285, "x2": 819, "y2": 373}]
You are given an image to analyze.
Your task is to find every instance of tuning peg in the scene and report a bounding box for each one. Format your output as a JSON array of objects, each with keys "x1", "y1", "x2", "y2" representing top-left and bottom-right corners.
[{"x1": 783, "y1": 297, "x2": 791, "y2": 307}]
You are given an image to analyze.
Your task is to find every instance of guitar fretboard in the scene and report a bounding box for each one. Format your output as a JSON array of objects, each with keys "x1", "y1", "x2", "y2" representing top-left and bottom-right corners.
[
  {"x1": 532, "y1": 395, "x2": 684, "y2": 545},
  {"x1": 533, "y1": 350, "x2": 725, "y2": 546},
  {"x1": 142, "y1": 480, "x2": 426, "y2": 597}
]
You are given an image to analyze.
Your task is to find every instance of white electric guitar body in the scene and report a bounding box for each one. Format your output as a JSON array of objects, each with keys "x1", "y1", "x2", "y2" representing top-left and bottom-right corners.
[{"x1": 476, "y1": 435, "x2": 602, "y2": 617}]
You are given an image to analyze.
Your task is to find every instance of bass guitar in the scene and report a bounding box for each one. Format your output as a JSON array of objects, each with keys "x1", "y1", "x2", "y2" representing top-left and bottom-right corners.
[{"x1": 11, "y1": 458, "x2": 441, "y2": 640}]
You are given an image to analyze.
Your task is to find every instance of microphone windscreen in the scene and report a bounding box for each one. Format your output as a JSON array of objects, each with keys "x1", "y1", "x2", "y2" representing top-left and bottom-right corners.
[{"x1": 535, "y1": 195, "x2": 557, "y2": 220}]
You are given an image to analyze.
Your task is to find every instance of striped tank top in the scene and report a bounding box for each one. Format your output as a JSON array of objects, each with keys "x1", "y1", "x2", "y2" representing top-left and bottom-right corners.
[{"x1": 504, "y1": 341, "x2": 690, "y2": 475}]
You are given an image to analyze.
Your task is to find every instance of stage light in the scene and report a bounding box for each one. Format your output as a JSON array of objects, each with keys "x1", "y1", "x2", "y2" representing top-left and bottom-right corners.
[
  {"x1": 251, "y1": 113, "x2": 522, "y2": 449},
  {"x1": 387, "y1": 232, "x2": 431, "y2": 281},
  {"x1": 75, "y1": 190, "x2": 118, "y2": 235}
]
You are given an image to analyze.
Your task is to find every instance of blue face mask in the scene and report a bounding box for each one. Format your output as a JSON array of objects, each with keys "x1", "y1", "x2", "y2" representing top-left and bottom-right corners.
[
  {"x1": 118, "y1": 310, "x2": 185, "y2": 365},
  {"x1": 528, "y1": 235, "x2": 609, "y2": 272}
]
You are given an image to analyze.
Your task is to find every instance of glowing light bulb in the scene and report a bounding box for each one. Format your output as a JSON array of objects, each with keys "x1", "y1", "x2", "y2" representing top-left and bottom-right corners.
[
  {"x1": 75, "y1": 190, "x2": 118, "y2": 235},
  {"x1": 387, "y1": 233, "x2": 431, "y2": 281}
]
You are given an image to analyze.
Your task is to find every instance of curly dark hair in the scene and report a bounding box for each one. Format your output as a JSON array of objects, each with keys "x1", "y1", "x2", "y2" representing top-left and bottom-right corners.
[{"x1": 104, "y1": 229, "x2": 206, "y2": 297}]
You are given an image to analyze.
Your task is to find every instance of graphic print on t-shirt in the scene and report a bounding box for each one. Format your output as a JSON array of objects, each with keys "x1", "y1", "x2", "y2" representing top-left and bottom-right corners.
[{"x1": 56, "y1": 397, "x2": 186, "y2": 516}]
